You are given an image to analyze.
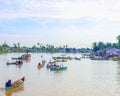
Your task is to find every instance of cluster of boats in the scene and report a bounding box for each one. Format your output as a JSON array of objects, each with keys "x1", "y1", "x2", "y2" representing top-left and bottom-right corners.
[
  {"x1": 4, "y1": 52, "x2": 120, "y2": 95},
  {"x1": 5, "y1": 60, "x2": 67, "y2": 94},
  {"x1": 12, "y1": 54, "x2": 31, "y2": 60},
  {"x1": 5, "y1": 54, "x2": 69, "y2": 94},
  {"x1": 6, "y1": 53, "x2": 31, "y2": 65},
  {"x1": 4, "y1": 54, "x2": 82, "y2": 94},
  {"x1": 44, "y1": 55, "x2": 81, "y2": 71},
  {"x1": 37, "y1": 60, "x2": 46, "y2": 69},
  {"x1": 37, "y1": 59, "x2": 67, "y2": 71},
  {"x1": 5, "y1": 54, "x2": 31, "y2": 94}
]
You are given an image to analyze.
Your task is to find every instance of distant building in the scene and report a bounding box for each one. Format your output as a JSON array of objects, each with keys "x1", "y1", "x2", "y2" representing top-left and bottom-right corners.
[
  {"x1": 95, "y1": 47, "x2": 120, "y2": 59},
  {"x1": 58, "y1": 48, "x2": 65, "y2": 53},
  {"x1": 105, "y1": 48, "x2": 120, "y2": 58}
]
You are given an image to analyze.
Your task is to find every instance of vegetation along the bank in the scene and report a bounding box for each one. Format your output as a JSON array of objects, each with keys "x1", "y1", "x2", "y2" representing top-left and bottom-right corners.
[{"x1": 0, "y1": 35, "x2": 120, "y2": 54}]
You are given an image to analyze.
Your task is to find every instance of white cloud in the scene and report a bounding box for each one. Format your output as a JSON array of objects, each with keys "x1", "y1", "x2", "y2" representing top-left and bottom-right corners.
[
  {"x1": 0, "y1": 0, "x2": 120, "y2": 20},
  {"x1": 0, "y1": 0, "x2": 120, "y2": 47}
]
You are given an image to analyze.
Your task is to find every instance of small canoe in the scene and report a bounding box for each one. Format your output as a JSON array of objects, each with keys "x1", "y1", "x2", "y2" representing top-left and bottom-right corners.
[
  {"x1": 50, "y1": 67, "x2": 67, "y2": 71},
  {"x1": 74, "y1": 57, "x2": 81, "y2": 60},
  {"x1": 6, "y1": 61, "x2": 23, "y2": 65},
  {"x1": 21, "y1": 54, "x2": 31, "y2": 60},
  {"x1": 6, "y1": 77, "x2": 25, "y2": 93},
  {"x1": 12, "y1": 57, "x2": 22, "y2": 60},
  {"x1": 56, "y1": 59, "x2": 67, "y2": 62}
]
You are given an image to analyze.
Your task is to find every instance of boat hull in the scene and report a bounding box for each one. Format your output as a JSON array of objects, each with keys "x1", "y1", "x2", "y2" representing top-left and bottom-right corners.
[
  {"x1": 6, "y1": 84, "x2": 24, "y2": 93},
  {"x1": 50, "y1": 67, "x2": 67, "y2": 71}
]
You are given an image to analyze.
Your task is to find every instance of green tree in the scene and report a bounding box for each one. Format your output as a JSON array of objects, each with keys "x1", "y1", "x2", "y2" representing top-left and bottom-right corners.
[
  {"x1": 97, "y1": 42, "x2": 105, "y2": 50},
  {"x1": 117, "y1": 35, "x2": 120, "y2": 48},
  {"x1": 92, "y1": 42, "x2": 99, "y2": 52},
  {"x1": 37, "y1": 43, "x2": 40, "y2": 48},
  {"x1": 17, "y1": 42, "x2": 20, "y2": 48},
  {"x1": 0, "y1": 45, "x2": 4, "y2": 53},
  {"x1": 112, "y1": 43, "x2": 117, "y2": 48},
  {"x1": 2, "y1": 42, "x2": 9, "y2": 48},
  {"x1": 117, "y1": 35, "x2": 120, "y2": 43},
  {"x1": 13, "y1": 43, "x2": 17, "y2": 48},
  {"x1": 32, "y1": 45, "x2": 37, "y2": 52},
  {"x1": 41, "y1": 46, "x2": 46, "y2": 52}
]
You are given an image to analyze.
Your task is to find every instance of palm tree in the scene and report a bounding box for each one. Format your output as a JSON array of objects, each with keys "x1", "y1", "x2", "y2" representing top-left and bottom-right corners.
[
  {"x1": 92, "y1": 42, "x2": 99, "y2": 52},
  {"x1": 2, "y1": 42, "x2": 9, "y2": 48},
  {"x1": 17, "y1": 42, "x2": 20, "y2": 48},
  {"x1": 98, "y1": 42, "x2": 105, "y2": 50},
  {"x1": 37, "y1": 43, "x2": 40, "y2": 47}
]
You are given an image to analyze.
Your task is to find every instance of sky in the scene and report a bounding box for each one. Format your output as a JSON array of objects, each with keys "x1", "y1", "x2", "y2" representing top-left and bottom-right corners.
[{"x1": 0, "y1": 0, "x2": 120, "y2": 48}]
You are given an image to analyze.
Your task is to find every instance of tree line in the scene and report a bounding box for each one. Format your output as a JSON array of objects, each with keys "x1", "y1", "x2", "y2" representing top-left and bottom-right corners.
[
  {"x1": 92, "y1": 35, "x2": 120, "y2": 52},
  {"x1": 0, "y1": 42, "x2": 91, "y2": 53},
  {"x1": 0, "y1": 35, "x2": 120, "y2": 54}
]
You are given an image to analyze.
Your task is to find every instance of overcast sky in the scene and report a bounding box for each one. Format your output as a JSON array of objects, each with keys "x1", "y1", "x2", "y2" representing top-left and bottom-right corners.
[{"x1": 0, "y1": 0, "x2": 120, "y2": 48}]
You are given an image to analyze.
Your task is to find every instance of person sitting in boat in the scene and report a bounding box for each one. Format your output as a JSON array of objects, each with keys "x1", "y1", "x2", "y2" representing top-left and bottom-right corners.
[
  {"x1": 38, "y1": 62, "x2": 42, "y2": 67},
  {"x1": 6, "y1": 79, "x2": 12, "y2": 87},
  {"x1": 54, "y1": 63, "x2": 63, "y2": 68},
  {"x1": 38, "y1": 62, "x2": 42, "y2": 69},
  {"x1": 42, "y1": 59, "x2": 46, "y2": 65},
  {"x1": 38, "y1": 62, "x2": 41, "y2": 66},
  {"x1": 18, "y1": 60, "x2": 21, "y2": 63}
]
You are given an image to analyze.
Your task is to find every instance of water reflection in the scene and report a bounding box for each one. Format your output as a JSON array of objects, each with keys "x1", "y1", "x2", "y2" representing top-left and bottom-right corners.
[
  {"x1": 117, "y1": 60, "x2": 120, "y2": 65},
  {"x1": 16, "y1": 63, "x2": 23, "y2": 69},
  {"x1": 53, "y1": 70, "x2": 64, "y2": 74}
]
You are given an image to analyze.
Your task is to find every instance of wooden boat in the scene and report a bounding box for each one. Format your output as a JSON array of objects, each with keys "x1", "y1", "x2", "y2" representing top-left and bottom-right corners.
[
  {"x1": 52, "y1": 56, "x2": 73, "y2": 60},
  {"x1": 56, "y1": 59, "x2": 67, "y2": 62},
  {"x1": 50, "y1": 67, "x2": 67, "y2": 71},
  {"x1": 74, "y1": 57, "x2": 81, "y2": 60},
  {"x1": 5, "y1": 77, "x2": 25, "y2": 93},
  {"x1": 21, "y1": 54, "x2": 31, "y2": 60},
  {"x1": 49, "y1": 61, "x2": 56, "y2": 64},
  {"x1": 12, "y1": 57, "x2": 22, "y2": 60},
  {"x1": 6, "y1": 60, "x2": 23, "y2": 65}
]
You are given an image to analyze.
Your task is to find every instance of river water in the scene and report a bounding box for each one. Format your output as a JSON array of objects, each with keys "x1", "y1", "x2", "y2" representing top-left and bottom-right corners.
[{"x1": 0, "y1": 53, "x2": 120, "y2": 96}]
